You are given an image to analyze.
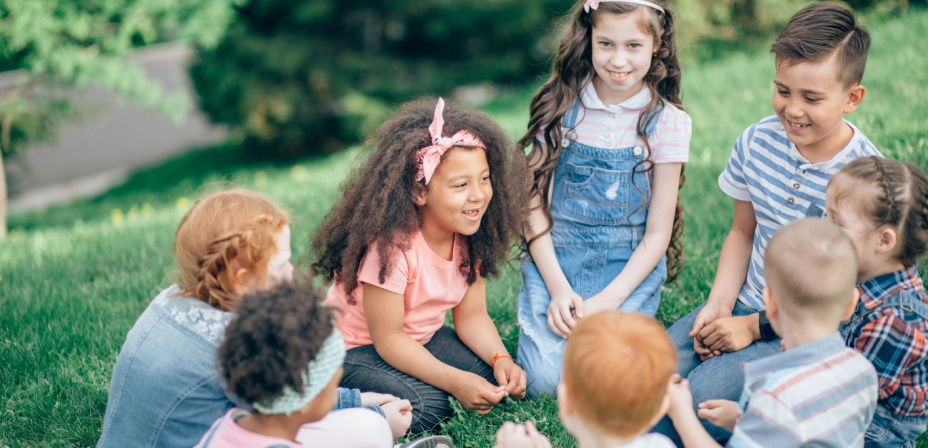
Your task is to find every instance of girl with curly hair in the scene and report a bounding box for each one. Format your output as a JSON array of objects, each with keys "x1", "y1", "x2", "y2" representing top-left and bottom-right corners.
[
  {"x1": 516, "y1": 0, "x2": 691, "y2": 396},
  {"x1": 314, "y1": 97, "x2": 529, "y2": 432},
  {"x1": 197, "y1": 280, "x2": 453, "y2": 448},
  {"x1": 99, "y1": 189, "x2": 408, "y2": 447}
]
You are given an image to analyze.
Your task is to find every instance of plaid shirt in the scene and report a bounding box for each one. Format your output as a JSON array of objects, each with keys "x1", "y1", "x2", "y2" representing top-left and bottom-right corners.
[{"x1": 841, "y1": 265, "x2": 928, "y2": 417}]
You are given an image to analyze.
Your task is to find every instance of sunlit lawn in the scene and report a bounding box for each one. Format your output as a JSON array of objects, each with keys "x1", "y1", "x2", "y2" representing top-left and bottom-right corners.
[{"x1": 2, "y1": 8, "x2": 928, "y2": 447}]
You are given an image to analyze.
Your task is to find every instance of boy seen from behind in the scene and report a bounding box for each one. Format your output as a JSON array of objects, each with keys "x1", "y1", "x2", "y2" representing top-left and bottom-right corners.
[
  {"x1": 495, "y1": 312, "x2": 678, "y2": 448},
  {"x1": 668, "y1": 218, "x2": 878, "y2": 447}
]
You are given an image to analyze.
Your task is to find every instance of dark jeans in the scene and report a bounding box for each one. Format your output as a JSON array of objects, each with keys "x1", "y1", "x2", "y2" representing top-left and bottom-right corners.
[{"x1": 341, "y1": 326, "x2": 497, "y2": 433}]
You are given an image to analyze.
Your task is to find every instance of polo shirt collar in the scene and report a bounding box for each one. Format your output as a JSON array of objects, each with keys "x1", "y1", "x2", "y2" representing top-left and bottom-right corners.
[
  {"x1": 580, "y1": 81, "x2": 651, "y2": 112},
  {"x1": 743, "y1": 332, "x2": 846, "y2": 383},
  {"x1": 790, "y1": 120, "x2": 862, "y2": 172}
]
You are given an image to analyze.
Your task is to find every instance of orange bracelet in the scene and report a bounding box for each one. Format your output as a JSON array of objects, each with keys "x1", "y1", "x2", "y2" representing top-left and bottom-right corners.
[{"x1": 492, "y1": 353, "x2": 513, "y2": 367}]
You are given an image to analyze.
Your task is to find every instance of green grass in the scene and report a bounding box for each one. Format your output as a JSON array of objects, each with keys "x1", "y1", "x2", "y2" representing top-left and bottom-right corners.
[{"x1": 3, "y1": 7, "x2": 928, "y2": 447}]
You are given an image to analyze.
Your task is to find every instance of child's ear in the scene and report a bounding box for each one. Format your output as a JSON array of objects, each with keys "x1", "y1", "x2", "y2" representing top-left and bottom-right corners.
[
  {"x1": 411, "y1": 182, "x2": 428, "y2": 207},
  {"x1": 842, "y1": 287, "x2": 860, "y2": 322},
  {"x1": 556, "y1": 382, "x2": 573, "y2": 416},
  {"x1": 842, "y1": 84, "x2": 866, "y2": 114},
  {"x1": 876, "y1": 226, "x2": 898, "y2": 255}
]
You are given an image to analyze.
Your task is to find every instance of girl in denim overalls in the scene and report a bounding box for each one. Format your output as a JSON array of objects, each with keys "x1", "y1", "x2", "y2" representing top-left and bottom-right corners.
[
  {"x1": 516, "y1": 0, "x2": 691, "y2": 396},
  {"x1": 826, "y1": 157, "x2": 928, "y2": 448}
]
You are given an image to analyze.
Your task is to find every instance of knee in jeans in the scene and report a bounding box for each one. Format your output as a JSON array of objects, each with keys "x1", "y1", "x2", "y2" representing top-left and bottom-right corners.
[{"x1": 525, "y1": 366, "x2": 560, "y2": 397}]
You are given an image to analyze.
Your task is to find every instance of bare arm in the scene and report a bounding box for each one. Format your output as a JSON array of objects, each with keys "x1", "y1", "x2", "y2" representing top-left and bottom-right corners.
[
  {"x1": 363, "y1": 283, "x2": 505, "y2": 413},
  {"x1": 453, "y1": 276, "x2": 527, "y2": 398},
  {"x1": 690, "y1": 200, "x2": 759, "y2": 357},
  {"x1": 582, "y1": 162, "x2": 682, "y2": 315}
]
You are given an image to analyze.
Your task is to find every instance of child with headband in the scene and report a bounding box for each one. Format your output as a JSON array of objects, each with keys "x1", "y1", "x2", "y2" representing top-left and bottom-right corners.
[
  {"x1": 826, "y1": 157, "x2": 928, "y2": 447},
  {"x1": 98, "y1": 189, "x2": 411, "y2": 447},
  {"x1": 197, "y1": 280, "x2": 452, "y2": 448},
  {"x1": 314, "y1": 98, "x2": 529, "y2": 432},
  {"x1": 516, "y1": 0, "x2": 691, "y2": 396}
]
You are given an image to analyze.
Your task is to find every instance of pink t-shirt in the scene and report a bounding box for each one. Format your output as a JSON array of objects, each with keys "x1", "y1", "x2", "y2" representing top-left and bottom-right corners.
[
  {"x1": 196, "y1": 409, "x2": 301, "y2": 448},
  {"x1": 325, "y1": 232, "x2": 469, "y2": 349}
]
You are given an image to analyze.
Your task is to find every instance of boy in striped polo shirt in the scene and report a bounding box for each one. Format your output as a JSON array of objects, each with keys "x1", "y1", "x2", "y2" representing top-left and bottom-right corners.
[
  {"x1": 667, "y1": 219, "x2": 878, "y2": 447},
  {"x1": 656, "y1": 3, "x2": 883, "y2": 441}
]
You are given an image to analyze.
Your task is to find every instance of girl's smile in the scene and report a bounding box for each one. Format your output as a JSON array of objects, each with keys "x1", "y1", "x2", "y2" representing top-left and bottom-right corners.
[
  {"x1": 415, "y1": 147, "x2": 492, "y2": 255},
  {"x1": 590, "y1": 11, "x2": 655, "y2": 105}
]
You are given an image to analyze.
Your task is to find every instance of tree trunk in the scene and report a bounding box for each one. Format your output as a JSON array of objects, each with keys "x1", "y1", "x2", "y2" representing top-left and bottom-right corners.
[{"x1": 0, "y1": 149, "x2": 7, "y2": 239}]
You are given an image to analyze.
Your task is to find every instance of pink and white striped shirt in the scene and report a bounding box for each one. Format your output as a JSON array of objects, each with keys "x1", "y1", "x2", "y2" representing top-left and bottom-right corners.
[{"x1": 567, "y1": 82, "x2": 691, "y2": 163}]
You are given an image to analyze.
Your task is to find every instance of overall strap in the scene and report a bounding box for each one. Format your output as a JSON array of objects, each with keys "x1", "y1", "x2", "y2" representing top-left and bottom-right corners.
[
  {"x1": 641, "y1": 99, "x2": 665, "y2": 137},
  {"x1": 562, "y1": 98, "x2": 583, "y2": 131}
]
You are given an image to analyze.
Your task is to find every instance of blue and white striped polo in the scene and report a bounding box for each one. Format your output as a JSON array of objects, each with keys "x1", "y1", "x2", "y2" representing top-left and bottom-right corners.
[{"x1": 718, "y1": 115, "x2": 883, "y2": 311}]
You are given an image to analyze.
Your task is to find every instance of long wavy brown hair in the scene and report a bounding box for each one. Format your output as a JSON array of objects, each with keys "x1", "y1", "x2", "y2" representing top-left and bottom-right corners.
[
  {"x1": 312, "y1": 98, "x2": 529, "y2": 303},
  {"x1": 519, "y1": 0, "x2": 686, "y2": 281}
]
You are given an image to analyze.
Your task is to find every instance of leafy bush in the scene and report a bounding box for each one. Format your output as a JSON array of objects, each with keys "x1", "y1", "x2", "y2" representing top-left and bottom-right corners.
[{"x1": 189, "y1": 0, "x2": 568, "y2": 158}]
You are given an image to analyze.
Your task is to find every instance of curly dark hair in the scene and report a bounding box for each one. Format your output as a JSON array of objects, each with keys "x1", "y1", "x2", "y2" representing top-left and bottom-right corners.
[
  {"x1": 218, "y1": 279, "x2": 335, "y2": 407},
  {"x1": 518, "y1": 0, "x2": 687, "y2": 281},
  {"x1": 312, "y1": 97, "x2": 529, "y2": 302}
]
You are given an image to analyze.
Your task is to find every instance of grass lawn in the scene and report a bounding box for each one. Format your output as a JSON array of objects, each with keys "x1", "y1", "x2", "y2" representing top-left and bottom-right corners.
[{"x1": 3, "y1": 7, "x2": 928, "y2": 447}]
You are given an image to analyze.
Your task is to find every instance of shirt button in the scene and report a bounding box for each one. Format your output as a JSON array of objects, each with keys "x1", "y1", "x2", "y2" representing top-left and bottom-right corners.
[
  {"x1": 787, "y1": 197, "x2": 795, "y2": 204},
  {"x1": 793, "y1": 182, "x2": 800, "y2": 189},
  {"x1": 633, "y1": 146, "x2": 643, "y2": 156},
  {"x1": 561, "y1": 138, "x2": 570, "y2": 148},
  {"x1": 609, "y1": 112, "x2": 616, "y2": 118},
  {"x1": 603, "y1": 131, "x2": 612, "y2": 138}
]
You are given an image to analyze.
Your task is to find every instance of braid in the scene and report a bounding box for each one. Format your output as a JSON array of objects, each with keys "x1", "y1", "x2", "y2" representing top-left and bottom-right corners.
[
  {"x1": 834, "y1": 157, "x2": 928, "y2": 266},
  {"x1": 899, "y1": 162, "x2": 928, "y2": 265},
  {"x1": 873, "y1": 158, "x2": 901, "y2": 226}
]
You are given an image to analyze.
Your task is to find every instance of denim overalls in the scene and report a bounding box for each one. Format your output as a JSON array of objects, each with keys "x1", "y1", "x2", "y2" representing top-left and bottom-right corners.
[
  {"x1": 841, "y1": 290, "x2": 928, "y2": 448},
  {"x1": 517, "y1": 99, "x2": 668, "y2": 396}
]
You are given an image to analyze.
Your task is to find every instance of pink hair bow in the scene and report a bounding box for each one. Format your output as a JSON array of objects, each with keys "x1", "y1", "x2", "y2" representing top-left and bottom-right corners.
[
  {"x1": 584, "y1": 0, "x2": 664, "y2": 14},
  {"x1": 415, "y1": 98, "x2": 486, "y2": 184}
]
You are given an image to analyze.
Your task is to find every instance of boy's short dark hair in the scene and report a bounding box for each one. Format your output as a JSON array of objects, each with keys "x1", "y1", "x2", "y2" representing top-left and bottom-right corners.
[
  {"x1": 771, "y1": 2, "x2": 870, "y2": 87},
  {"x1": 218, "y1": 279, "x2": 334, "y2": 407}
]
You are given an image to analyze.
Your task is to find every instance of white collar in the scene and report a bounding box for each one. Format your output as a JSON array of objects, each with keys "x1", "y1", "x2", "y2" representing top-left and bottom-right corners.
[{"x1": 580, "y1": 81, "x2": 652, "y2": 111}]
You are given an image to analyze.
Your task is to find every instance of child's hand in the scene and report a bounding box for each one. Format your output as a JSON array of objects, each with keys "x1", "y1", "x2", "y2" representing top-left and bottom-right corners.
[
  {"x1": 360, "y1": 391, "x2": 401, "y2": 407},
  {"x1": 379, "y1": 398, "x2": 413, "y2": 439},
  {"x1": 494, "y1": 421, "x2": 551, "y2": 448},
  {"x1": 452, "y1": 372, "x2": 507, "y2": 415},
  {"x1": 547, "y1": 289, "x2": 584, "y2": 338},
  {"x1": 697, "y1": 399, "x2": 740, "y2": 432},
  {"x1": 493, "y1": 357, "x2": 527, "y2": 399},
  {"x1": 697, "y1": 315, "x2": 753, "y2": 354},
  {"x1": 690, "y1": 301, "x2": 731, "y2": 359},
  {"x1": 666, "y1": 374, "x2": 695, "y2": 422}
]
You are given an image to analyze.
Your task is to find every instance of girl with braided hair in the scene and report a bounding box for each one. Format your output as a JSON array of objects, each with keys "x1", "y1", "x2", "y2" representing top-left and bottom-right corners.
[
  {"x1": 99, "y1": 189, "x2": 410, "y2": 448},
  {"x1": 516, "y1": 0, "x2": 690, "y2": 396},
  {"x1": 826, "y1": 157, "x2": 928, "y2": 447}
]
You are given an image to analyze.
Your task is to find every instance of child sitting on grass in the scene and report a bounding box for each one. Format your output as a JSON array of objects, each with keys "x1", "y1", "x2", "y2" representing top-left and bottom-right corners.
[
  {"x1": 495, "y1": 312, "x2": 678, "y2": 448},
  {"x1": 197, "y1": 279, "x2": 453, "y2": 448},
  {"x1": 667, "y1": 218, "x2": 878, "y2": 447},
  {"x1": 826, "y1": 157, "x2": 928, "y2": 447}
]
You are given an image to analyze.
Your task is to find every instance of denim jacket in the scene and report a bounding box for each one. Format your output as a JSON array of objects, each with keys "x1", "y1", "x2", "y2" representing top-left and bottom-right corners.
[{"x1": 98, "y1": 286, "x2": 376, "y2": 448}]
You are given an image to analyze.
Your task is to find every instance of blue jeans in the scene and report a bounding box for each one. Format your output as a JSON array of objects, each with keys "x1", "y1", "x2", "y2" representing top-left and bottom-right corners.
[
  {"x1": 651, "y1": 301, "x2": 781, "y2": 444},
  {"x1": 865, "y1": 404, "x2": 928, "y2": 448},
  {"x1": 339, "y1": 326, "x2": 496, "y2": 434},
  {"x1": 517, "y1": 255, "x2": 665, "y2": 397}
]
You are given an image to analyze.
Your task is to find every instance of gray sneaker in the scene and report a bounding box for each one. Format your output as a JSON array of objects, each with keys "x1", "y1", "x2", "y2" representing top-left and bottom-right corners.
[{"x1": 397, "y1": 434, "x2": 454, "y2": 448}]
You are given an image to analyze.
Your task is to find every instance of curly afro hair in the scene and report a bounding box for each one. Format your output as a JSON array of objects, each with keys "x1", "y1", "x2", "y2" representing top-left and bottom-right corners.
[
  {"x1": 218, "y1": 279, "x2": 334, "y2": 407},
  {"x1": 312, "y1": 97, "x2": 529, "y2": 302}
]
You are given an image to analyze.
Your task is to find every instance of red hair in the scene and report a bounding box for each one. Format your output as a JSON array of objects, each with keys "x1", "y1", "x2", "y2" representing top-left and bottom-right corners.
[
  {"x1": 563, "y1": 312, "x2": 676, "y2": 438},
  {"x1": 173, "y1": 189, "x2": 289, "y2": 311}
]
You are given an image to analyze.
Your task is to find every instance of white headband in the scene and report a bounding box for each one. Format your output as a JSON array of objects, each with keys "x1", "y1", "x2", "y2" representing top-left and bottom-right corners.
[
  {"x1": 252, "y1": 329, "x2": 346, "y2": 415},
  {"x1": 584, "y1": 0, "x2": 665, "y2": 14}
]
